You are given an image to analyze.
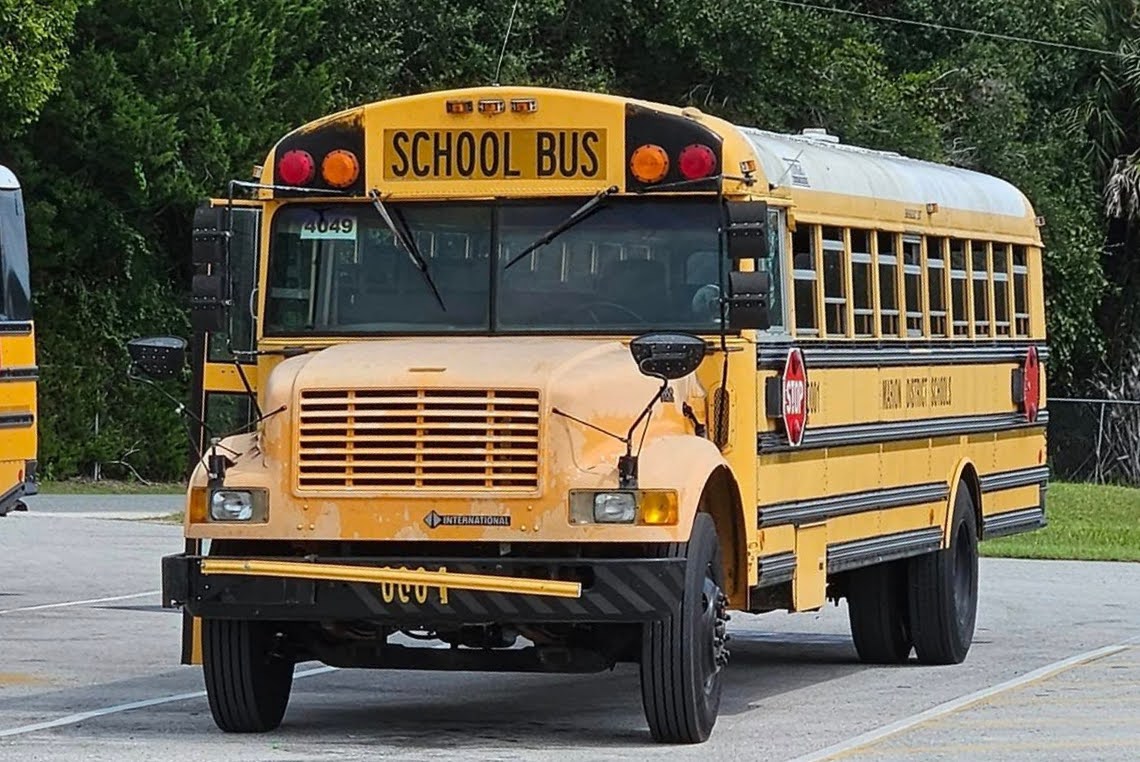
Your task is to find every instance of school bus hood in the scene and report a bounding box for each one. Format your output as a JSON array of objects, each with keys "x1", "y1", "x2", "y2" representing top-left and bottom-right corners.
[{"x1": 264, "y1": 336, "x2": 682, "y2": 431}]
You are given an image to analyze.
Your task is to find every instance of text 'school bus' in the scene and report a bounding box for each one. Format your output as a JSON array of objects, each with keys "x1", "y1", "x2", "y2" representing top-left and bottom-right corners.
[
  {"x1": 0, "y1": 165, "x2": 38, "y2": 518},
  {"x1": 139, "y1": 87, "x2": 1048, "y2": 743}
]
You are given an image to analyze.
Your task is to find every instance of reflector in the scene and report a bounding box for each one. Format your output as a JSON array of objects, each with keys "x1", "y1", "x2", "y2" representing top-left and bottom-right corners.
[
  {"x1": 278, "y1": 150, "x2": 315, "y2": 185},
  {"x1": 629, "y1": 144, "x2": 669, "y2": 184}
]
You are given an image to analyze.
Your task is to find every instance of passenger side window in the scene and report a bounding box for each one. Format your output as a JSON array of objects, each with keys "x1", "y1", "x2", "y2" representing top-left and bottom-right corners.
[
  {"x1": 1012, "y1": 245, "x2": 1030, "y2": 336},
  {"x1": 877, "y1": 232, "x2": 900, "y2": 337},
  {"x1": 927, "y1": 236, "x2": 948, "y2": 337},
  {"x1": 902, "y1": 235, "x2": 923, "y2": 337},
  {"x1": 971, "y1": 240, "x2": 991, "y2": 336},
  {"x1": 950, "y1": 239, "x2": 969, "y2": 337},
  {"x1": 850, "y1": 229, "x2": 874, "y2": 337},
  {"x1": 764, "y1": 208, "x2": 787, "y2": 331},
  {"x1": 793, "y1": 224, "x2": 818, "y2": 336},
  {"x1": 822, "y1": 226, "x2": 847, "y2": 337},
  {"x1": 992, "y1": 242, "x2": 1011, "y2": 336}
]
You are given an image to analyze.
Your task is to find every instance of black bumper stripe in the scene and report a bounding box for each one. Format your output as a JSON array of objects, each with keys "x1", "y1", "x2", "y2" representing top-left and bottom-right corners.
[
  {"x1": 983, "y1": 506, "x2": 1046, "y2": 538},
  {"x1": 0, "y1": 321, "x2": 33, "y2": 335},
  {"x1": 0, "y1": 366, "x2": 38, "y2": 382},
  {"x1": 0, "y1": 412, "x2": 34, "y2": 429},
  {"x1": 759, "y1": 410, "x2": 1048, "y2": 454},
  {"x1": 758, "y1": 341, "x2": 1050, "y2": 370},
  {"x1": 758, "y1": 481, "x2": 948, "y2": 528},
  {"x1": 756, "y1": 552, "x2": 796, "y2": 587},
  {"x1": 980, "y1": 465, "x2": 1050, "y2": 493},
  {"x1": 827, "y1": 527, "x2": 943, "y2": 573},
  {"x1": 166, "y1": 554, "x2": 687, "y2": 624}
]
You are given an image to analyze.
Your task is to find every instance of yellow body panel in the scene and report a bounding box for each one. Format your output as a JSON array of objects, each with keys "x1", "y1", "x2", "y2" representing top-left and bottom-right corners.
[
  {"x1": 187, "y1": 85, "x2": 1048, "y2": 637},
  {"x1": 0, "y1": 325, "x2": 37, "y2": 506}
]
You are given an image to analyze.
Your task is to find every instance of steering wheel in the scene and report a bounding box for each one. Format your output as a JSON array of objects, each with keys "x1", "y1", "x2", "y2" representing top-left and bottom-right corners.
[{"x1": 562, "y1": 300, "x2": 647, "y2": 325}]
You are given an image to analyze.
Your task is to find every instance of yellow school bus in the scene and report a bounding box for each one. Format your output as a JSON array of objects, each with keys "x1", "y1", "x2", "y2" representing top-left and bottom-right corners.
[
  {"x1": 0, "y1": 165, "x2": 38, "y2": 517},
  {"x1": 142, "y1": 86, "x2": 1047, "y2": 743}
]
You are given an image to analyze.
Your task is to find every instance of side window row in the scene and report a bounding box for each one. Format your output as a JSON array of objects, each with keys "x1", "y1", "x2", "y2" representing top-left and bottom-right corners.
[{"x1": 790, "y1": 224, "x2": 1031, "y2": 339}]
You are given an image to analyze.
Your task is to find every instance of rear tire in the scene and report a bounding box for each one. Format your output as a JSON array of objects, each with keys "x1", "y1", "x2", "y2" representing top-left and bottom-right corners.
[
  {"x1": 640, "y1": 513, "x2": 728, "y2": 744},
  {"x1": 908, "y1": 485, "x2": 979, "y2": 665},
  {"x1": 202, "y1": 618, "x2": 294, "y2": 732},
  {"x1": 846, "y1": 560, "x2": 912, "y2": 664}
]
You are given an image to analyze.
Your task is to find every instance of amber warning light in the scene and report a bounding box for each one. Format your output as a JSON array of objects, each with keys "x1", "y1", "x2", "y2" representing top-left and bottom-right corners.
[{"x1": 630, "y1": 144, "x2": 670, "y2": 184}]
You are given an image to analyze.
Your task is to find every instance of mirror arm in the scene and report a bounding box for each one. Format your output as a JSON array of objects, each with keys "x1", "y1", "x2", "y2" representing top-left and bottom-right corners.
[
  {"x1": 127, "y1": 363, "x2": 216, "y2": 467},
  {"x1": 619, "y1": 376, "x2": 670, "y2": 489}
]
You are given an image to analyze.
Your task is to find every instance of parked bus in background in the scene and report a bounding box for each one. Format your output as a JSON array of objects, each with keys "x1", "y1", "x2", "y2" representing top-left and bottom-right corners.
[
  {"x1": 139, "y1": 87, "x2": 1048, "y2": 743},
  {"x1": 0, "y1": 164, "x2": 38, "y2": 517}
]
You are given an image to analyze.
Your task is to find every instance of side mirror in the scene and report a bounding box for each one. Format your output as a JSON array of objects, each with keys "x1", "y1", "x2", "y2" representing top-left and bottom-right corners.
[
  {"x1": 724, "y1": 200, "x2": 770, "y2": 260},
  {"x1": 726, "y1": 270, "x2": 771, "y2": 331},
  {"x1": 630, "y1": 332, "x2": 707, "y2": 380},
  {"x1": 128, "y1": 336, "x2": 187, "y2": 380},
  {"x1": 192, "y1": 205, "x2": 228, "y2": 266},
  {"x1": 191, "y1": 273, "x2": 228, "y2": 333}
]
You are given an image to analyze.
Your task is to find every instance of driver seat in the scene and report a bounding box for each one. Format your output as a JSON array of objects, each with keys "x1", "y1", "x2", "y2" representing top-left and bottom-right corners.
[{"x1": 599, "y1": 258, "x2": 669, "y2": 323}]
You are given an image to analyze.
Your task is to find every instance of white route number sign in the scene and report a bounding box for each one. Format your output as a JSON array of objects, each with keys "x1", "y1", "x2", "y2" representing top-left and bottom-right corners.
[{"x1": 299, "y1": 214, "x2": 357, "y2": 241}]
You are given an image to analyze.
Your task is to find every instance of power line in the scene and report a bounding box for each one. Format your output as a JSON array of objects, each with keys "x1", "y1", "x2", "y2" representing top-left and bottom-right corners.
[
  {"x1": 766, "y1": 0, "x2": 1128, "y2": 59},
  {"x1": 492, "y1": 0, "x2": 520, "y2": 86}
]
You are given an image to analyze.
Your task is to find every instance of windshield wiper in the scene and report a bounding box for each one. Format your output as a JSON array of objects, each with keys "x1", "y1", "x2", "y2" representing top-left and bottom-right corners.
[
  {"x1": 503, "y1": 185, "x2": 618, "y2": 270},
  {"x1": 367, "y1": 189, "x2": 446, "y2": 311}
]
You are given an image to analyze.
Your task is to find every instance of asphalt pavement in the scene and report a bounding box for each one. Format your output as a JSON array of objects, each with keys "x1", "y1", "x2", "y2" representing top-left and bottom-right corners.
[{"x1": 1, "y1": 495, "x2": 1137, "y2": 761}]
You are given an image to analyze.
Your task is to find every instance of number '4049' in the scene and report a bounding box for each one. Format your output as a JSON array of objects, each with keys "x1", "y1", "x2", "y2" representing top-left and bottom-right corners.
[{"x1": 303, "y1": 217, "x2": 354, "y2": 234}]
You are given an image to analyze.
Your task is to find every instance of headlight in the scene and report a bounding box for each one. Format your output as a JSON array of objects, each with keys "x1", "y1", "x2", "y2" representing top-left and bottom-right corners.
[
  {"x1": 569, "y1": 489, "x2": 678, "y2": 525},
  {"x1": 593, "y1": 492, "x2": 637, "y2": 523},
  {"x1": 209, "y1": 490, "x2": 261, "y2": 521}
]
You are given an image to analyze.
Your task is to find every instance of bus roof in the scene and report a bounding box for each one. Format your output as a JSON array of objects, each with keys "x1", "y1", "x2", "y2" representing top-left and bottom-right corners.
[
  {"x1": 259, "y1": 86, "x2": 1037, "y2": 228},
  {"x1": 0, "y1": 165, "x2": 18, "y2": 191},
  {"x1": 736, "y1": 126, "x2": 1033, "y2": 219}
]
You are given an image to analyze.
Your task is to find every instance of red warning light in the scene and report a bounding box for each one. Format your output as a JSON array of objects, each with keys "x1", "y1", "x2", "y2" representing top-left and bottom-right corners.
[
  {"x1": 678, "y1": 144, "x2": 717, "y2": 180},
  {"x1": 278, "y1": 150, "x2": 315, "y2": 186}
]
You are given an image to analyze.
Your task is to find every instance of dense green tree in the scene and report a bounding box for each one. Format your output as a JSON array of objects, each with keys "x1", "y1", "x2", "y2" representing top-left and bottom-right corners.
[
  {"x1": 0, "y1": 0, "x2": 86, "y2": 139},
  {"x1": 0, "y1": 0, "x2": 1133, "y2": 479},
  {"x1": 11, "y1": 0, "x2": 337, "y2": 478}
]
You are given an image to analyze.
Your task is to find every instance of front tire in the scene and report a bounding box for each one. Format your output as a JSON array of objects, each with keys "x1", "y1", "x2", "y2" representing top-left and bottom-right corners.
[
  {"x1": 846, "y1": 560, "x2": 913, "y2": 664},
  {"x1": 202, "y1": 618, "x2": 295, "y2": 732},
  {"x1": 640, "y1": 513, "x2": 729, "y2": 744},
  {"x1": 908, "y1": 485, "x2": 979, "y2": 665}
]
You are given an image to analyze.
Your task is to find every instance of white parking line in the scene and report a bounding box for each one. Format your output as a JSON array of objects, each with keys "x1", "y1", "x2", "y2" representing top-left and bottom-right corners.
[
  {"x1": 0, "y1": 666, "x2": 338, "y2": 738},
  {"x1": 786, "y1": 641, "x2": 1134, "y2": 761},
  {"x1": 0, "y1": 591, "x2": 161, "y2": 615}
]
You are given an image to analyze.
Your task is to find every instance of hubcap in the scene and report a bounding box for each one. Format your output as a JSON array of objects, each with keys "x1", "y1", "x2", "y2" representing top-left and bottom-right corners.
[{"x1": 699, "y1": 565, "x2": 731, "y2": 695}]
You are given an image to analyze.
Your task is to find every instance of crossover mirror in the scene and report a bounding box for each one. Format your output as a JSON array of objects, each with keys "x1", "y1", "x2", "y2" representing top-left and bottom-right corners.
[
  {"x1": 629, "y1": 332, "x2": 707, "y2": 380},
  {"x1": 127, "y1": 336, "x2": 187, "y2": 381}
]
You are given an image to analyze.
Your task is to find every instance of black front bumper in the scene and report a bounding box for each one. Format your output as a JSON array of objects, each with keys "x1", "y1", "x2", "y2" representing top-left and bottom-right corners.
[{"x1": 162, "y1": 553, "x2": 685, "y2": 625}]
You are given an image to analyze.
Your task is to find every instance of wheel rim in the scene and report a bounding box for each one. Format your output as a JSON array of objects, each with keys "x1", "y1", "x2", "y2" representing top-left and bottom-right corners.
[
  {"x1": 952, "y1": 523, "x2": 978, "y2": 634},
  {"x1": 699, "y1": 563, "x2": 730, "y2": 697}
]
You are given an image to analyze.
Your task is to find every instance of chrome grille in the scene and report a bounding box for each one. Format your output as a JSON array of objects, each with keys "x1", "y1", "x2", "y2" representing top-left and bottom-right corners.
[{"x1": 296, "y1": 388, "x2": 541, "y2": 491}]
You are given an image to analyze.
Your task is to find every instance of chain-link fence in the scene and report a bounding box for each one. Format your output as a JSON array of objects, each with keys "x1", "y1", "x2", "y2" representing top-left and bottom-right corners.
[{"x1": 1048, "y1": 397, "x2": 1140, "y2": 485}]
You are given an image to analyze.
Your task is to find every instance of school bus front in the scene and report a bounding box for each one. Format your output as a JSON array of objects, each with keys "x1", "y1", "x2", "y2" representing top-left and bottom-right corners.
[{"x1": 152, "y1": 86, "x2": 1048, "y2": 744}]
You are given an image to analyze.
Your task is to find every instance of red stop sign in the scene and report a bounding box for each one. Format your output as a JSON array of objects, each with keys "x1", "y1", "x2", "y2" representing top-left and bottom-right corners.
[
  {"x1": 782, "y1": 348, "x2": 808, "y2": 446},
  {"x1": 1023, "y1": 345, "x2": 1040, "y2": 423}
]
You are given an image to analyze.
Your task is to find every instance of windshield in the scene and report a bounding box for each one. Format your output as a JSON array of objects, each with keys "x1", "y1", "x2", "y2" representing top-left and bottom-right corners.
[
  {"x1": 264, "y1": 199, "x2": 728, "y2": 335},
  {"x1": 0, "y1": 188, "x2": 32, "y2": 322}
]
